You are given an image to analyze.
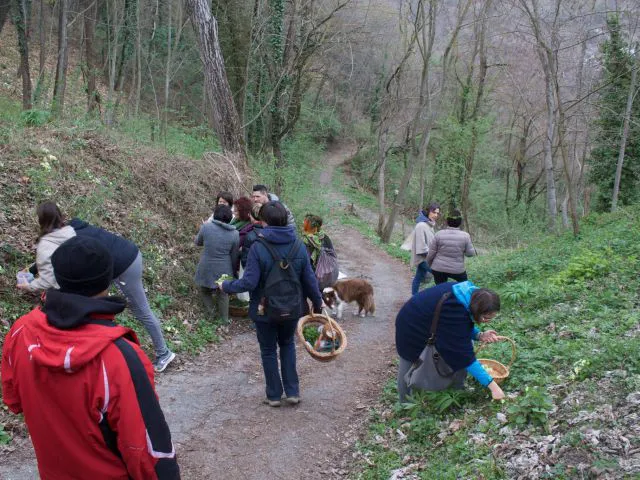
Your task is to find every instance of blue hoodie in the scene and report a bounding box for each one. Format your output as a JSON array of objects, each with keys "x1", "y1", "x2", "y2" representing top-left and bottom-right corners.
[
  {"x1": 395, "y1": 281, "x2": 493, "y2": 387},
  {"x1": 222, "y1": 226, "x2": 322, "y2": 323},
  {"x1": 415, "y1": 210, "x2": 429, "y2": 224}
]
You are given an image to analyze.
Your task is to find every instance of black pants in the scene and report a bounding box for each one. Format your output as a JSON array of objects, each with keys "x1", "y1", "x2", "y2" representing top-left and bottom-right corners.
[{"x1": 432, "y1": 270, "x2": 468, "y2": 284}]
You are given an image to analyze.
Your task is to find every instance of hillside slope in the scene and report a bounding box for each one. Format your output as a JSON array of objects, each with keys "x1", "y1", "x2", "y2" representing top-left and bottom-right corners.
[{"x1": 352, "y1": 208, "x2": 640, "y2": 479}]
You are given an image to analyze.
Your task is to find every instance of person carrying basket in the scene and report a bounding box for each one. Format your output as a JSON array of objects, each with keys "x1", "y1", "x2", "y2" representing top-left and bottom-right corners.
[{"x1": 395, "y1": 281, "x2": 505, "y2": 402}]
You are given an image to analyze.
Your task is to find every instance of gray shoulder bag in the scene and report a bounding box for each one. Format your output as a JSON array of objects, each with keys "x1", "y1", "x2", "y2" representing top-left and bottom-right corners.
[{"x1": 404, "y1": 292, "x2": 460, "y2": 392}]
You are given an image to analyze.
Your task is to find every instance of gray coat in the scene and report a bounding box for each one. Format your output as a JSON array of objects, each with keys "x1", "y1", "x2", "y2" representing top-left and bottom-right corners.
[
  {"x1": 194, "y1": 220, "x2": 239, "y2": 288},
  {"x1": 426, "y1": 227, "x2": 476, "y2": 274}
]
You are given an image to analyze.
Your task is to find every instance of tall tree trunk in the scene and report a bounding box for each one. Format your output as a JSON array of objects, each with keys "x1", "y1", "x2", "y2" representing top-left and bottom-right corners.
[
  {"x1": 611, "y1": 48, "x2": 638, "y2": 212},
  {"x1": 541, "y1": 74, "x2": 558, "y2": 232},
  {"x1": 84, "y1": 0, "x2": 99, "y2": 113},
  {"x1": 38, "y1": 0, "x2": 45, "y2": 78},
  {"x1": 162, "y1": 0, "x2": 172, "y2": 138},
  {"x1": 556, "y1": 95, "x2": 580, "y2": 234},
  {"x1": 460, "y1": 0, "x2": 490, "y2": 238},
  {"x1": 134, "y1": 0, "x2": 142, "y2": 116},
  {"x1": 115, "y1": 0, "x2": 133, "y2": 91},
  {"x1": 14, "y1": 0, "x2": 32, "y2": 110},
  {"x1": 521, "y1": 0, "x2": 559, "y2": 232},
  {"x1": 52, "y1": 0, "x2": 69, "y2": 116},
  {"x1": 377, "y1": 128, "x2": 388, "y2": 235},
  {"x1": 185, "y1": 0, "x2": 247, "y2": 164},
  {"x1": 0, "y1": 0, "x2": 10, "y2": 34}
]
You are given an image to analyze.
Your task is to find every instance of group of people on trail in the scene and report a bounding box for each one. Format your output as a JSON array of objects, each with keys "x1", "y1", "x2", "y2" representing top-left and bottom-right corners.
[
  {"x1": 397, "y1": 204, "x2": 505, "y2": 402},
  {"x1": 3, "y1": 182, "x2": 335, "y2": 478}
]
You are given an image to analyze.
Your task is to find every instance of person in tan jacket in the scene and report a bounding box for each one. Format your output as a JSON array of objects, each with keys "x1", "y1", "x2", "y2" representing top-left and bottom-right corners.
[
  {"x1": 411, "y1": 203, "x2": 440, "y2": 295},
  {"x1": 16, "y1": 202, "x2": 76, "y2": 292},
  {"x1": 426, "y1": 209, "x2": 476, "y2": 284}
]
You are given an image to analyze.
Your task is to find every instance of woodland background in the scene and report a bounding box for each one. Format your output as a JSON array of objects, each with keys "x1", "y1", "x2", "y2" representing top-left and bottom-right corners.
[{"x1": 1, "y1": 0, "x2": 639, "y2": 247}]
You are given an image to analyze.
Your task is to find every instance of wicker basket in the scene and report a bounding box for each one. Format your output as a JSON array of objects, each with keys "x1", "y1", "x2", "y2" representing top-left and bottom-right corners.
[
  {"x1": 228, "y1": 303, "x2": 249, "y2": 317},
  {"x1": 296, "y1": 313, "x2": 347, "y2": 362},
  {"x1": 475, "y1": 336, "x2": 516, "y2": 385}
]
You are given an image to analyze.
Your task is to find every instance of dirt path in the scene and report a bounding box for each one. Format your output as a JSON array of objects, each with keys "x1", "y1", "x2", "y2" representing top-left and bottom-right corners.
[{"x1": 0, "y1": 146, "x2": 412, "y2": 480}]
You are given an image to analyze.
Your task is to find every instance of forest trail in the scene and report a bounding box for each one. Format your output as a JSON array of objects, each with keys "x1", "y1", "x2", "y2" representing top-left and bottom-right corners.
[{"x1": 0, "y1": 146, "x2": 412, "y2": 480}]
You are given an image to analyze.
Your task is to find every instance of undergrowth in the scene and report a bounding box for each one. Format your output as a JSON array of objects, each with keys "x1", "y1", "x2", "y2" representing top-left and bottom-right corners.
[{"x1": 350, "y1": 206, "x2": 640, "y2": 479}]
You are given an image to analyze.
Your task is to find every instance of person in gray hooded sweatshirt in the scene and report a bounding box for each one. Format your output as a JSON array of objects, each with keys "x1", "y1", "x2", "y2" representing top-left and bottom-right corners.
[{"x1": 194, "y1": 204, "x2": 239, "y2": 323}]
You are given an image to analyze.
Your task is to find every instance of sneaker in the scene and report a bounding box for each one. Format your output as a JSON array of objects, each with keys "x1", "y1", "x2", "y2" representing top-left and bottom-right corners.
[
  {"x1": 263, "y1": 398, "x2": 281, "y2": 407},
  {"x1": 154, "y1": 350, "x2": 176, "y2": 373},
  {"x1": 285, "y1": 396, "x2": 300, "y2": 405}
]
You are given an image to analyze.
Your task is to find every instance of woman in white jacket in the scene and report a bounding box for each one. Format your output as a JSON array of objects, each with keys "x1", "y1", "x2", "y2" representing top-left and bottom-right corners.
[{"x1": 17, "y1": 202, "x2": 76, "y2": 292}]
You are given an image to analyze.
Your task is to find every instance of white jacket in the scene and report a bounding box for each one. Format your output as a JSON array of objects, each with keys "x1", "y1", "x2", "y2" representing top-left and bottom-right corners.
[{"x1": 26, "y1": 226, "x2": 77, "y2": 292}]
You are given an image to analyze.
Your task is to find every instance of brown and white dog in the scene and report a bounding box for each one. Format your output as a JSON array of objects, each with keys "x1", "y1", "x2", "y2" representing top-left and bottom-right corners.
[{"x1": 323, "y1": 279, "x2": 375, "y2": 319}]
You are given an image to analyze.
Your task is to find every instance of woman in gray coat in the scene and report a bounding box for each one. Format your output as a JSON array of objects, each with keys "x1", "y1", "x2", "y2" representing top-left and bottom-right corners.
[
  {"x1": 426, "y1": 209, "x2": 476, "y2": 284},
  {"x1": 195, "y1": 204, "x2": 239, "y2": 322}
]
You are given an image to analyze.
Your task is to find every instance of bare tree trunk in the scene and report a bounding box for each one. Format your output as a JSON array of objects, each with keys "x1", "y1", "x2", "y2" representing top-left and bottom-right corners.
[
  {"x1": 461, "y1": 0, "x2": 491, "y2": 237},
  {"x1": 84, "y1": 0, "x2": 99, "y2": 113},
  {"x1": 14, "y1": 0, "x2": 32, "y2": 110},
  {"x1": 419, "y1": 151, "x2": 426, "y2": 211},
  {"x1": 163, "y1": 0, "x2": 173, "y2": 138},
  {"x1": 377, "y1": 128, "x2": 388, "y2": 235},
  {"x1": 52, "y1": 0, "x2": 69, "y2": 116},
  {"x1": 105, "y1": 0, "x2": 120, "y2": 126},
  {"x1": 0, "y1": 0, "x2": 10, "y2": 34},
  {"x1": 521, "y1": 0, "x2": 558, "y2": 232},
  {"x1": 185, "y1": 0, "x2": 247, "y2": 164},
  {"x1": 611, "y1": 48, "x2": 638, "y2": 212},
  {"x1": 134, "y1": 0, "x2": 142, "y2": 115},
  {"x1": 38, "y1": 0, "x2": 45, "y2": 78},
  {"x1": 561, "y1": 193, "x2": 569, "y2": 228}
]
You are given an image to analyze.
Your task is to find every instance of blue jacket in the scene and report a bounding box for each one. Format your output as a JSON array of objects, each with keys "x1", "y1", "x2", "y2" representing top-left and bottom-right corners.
[
  {"x1": 68, "y1": 218, "x2": 138, "y2": 278},
  {"x1": 222, "y1": 226, "x2": 322, "y2": 323},
  {"x1": 395, "y1": 281, "x2": 493, "y2": 386}
]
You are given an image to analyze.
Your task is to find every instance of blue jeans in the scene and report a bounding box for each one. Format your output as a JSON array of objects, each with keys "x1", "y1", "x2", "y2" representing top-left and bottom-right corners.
[
  {"x1": 411, "y1": 261, "x2": 431, "y2": 295},
  {"x1": 254, "y1": 320, "x2": 299, "y2": 401}
]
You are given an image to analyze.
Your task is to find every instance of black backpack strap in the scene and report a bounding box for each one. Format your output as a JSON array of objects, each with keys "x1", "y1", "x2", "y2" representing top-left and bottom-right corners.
[
  {"x1": 427, "y1": 292, "x2": 451, "y2": 345},
  {"x1": 257, "y1": 237, "x2": 283, "y2": 263},
  {"x1": 257, "y1": 237, "x2": 303, "y2": 267}
]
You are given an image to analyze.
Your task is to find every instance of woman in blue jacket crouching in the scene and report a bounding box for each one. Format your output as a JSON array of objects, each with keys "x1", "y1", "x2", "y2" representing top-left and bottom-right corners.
[{"x1": 395, "y1": 281, "x2": 505, "y2": 402}]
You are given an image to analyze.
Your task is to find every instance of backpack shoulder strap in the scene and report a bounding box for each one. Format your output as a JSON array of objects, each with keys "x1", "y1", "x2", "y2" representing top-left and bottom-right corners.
[
  {"x1": 427, "y1": 292, "x2": 451, "y2": 345},
  {"x1": 284, "y1": 239, "x2": 304, "y2": 264},
  {"x1": 257, "y1": 236, "x2": 283, "y2": 263}
]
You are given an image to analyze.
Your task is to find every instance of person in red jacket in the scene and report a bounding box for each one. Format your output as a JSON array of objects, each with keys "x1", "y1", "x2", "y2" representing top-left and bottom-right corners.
[{"x1": 1, "y1": 236, "x2": 180, "y2": 479}]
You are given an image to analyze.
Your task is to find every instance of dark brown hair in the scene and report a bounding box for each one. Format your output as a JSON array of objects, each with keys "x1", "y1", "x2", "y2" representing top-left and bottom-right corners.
[
  {"x1": 37, "y1": 201, "x2": 65, "y2": 239},
  {"x1": 446, "y1": 208, "x2": 463, "y2": 228},
  {"x1": 234, "y1": 196, "x2": 253, "y2": 222},
  {"x1": 260, "y1": 201, "x2": 288, "y2": 227},
  {"x1": 469, "y1": 288, "x2": 500, "y2": 323},
  {"x1": 215, "y1": 191, "x2": 234, "y2": 208}
]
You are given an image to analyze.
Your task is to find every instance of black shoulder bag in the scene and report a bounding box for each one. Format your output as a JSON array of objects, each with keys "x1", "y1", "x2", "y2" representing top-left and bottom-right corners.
[{"x1": 403, "y1": 292, "x2": 462, "y2": 392}]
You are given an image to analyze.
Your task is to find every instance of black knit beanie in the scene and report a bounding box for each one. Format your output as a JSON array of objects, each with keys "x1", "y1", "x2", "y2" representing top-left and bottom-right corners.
[{"x1": 51, "y1": 236, "x2": 113, "y2": 296}]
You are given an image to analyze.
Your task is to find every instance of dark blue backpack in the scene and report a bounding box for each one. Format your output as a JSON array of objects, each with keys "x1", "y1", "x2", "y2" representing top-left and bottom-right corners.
[{"x1": 258, "y1": 238, "x2": 304, "y2": 323}]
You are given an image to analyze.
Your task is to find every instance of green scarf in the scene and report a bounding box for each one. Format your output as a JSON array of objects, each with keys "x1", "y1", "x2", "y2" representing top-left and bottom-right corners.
[{"x1": 230, "y1": 218, "x2": 249, "y2": 230}]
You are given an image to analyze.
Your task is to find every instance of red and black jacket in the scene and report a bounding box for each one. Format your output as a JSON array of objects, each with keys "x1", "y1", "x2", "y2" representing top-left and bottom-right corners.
[{"x1": 1, "y1": 290, "x2": 180, "y2": 479}]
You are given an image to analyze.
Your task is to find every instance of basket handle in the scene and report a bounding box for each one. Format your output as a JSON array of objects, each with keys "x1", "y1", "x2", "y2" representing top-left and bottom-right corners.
[
  {"x1": 321, "y1": 309, "x2": 337, "y2": 353},
  {"x1": 475, "y1": 335, "x2": 516, "y2": 370}
]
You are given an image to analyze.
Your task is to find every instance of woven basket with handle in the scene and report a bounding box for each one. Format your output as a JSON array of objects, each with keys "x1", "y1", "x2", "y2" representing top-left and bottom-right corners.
[
  {"x1": 475, "y1": 336, "x2": 516, "y2": 385},
  {"x1": 296, "y1": 312, "x2": 347, "y2": 362}
]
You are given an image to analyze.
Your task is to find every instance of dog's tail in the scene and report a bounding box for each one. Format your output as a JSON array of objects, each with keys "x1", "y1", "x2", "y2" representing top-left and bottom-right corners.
[{"x1": 366, "y1": 295, "x2": 376, "y2": 316}]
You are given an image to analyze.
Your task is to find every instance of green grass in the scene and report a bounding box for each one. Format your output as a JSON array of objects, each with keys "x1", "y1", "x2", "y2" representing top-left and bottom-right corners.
[{"x1": 350, "y1": 206, "x2": 640, "y2": 479}]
